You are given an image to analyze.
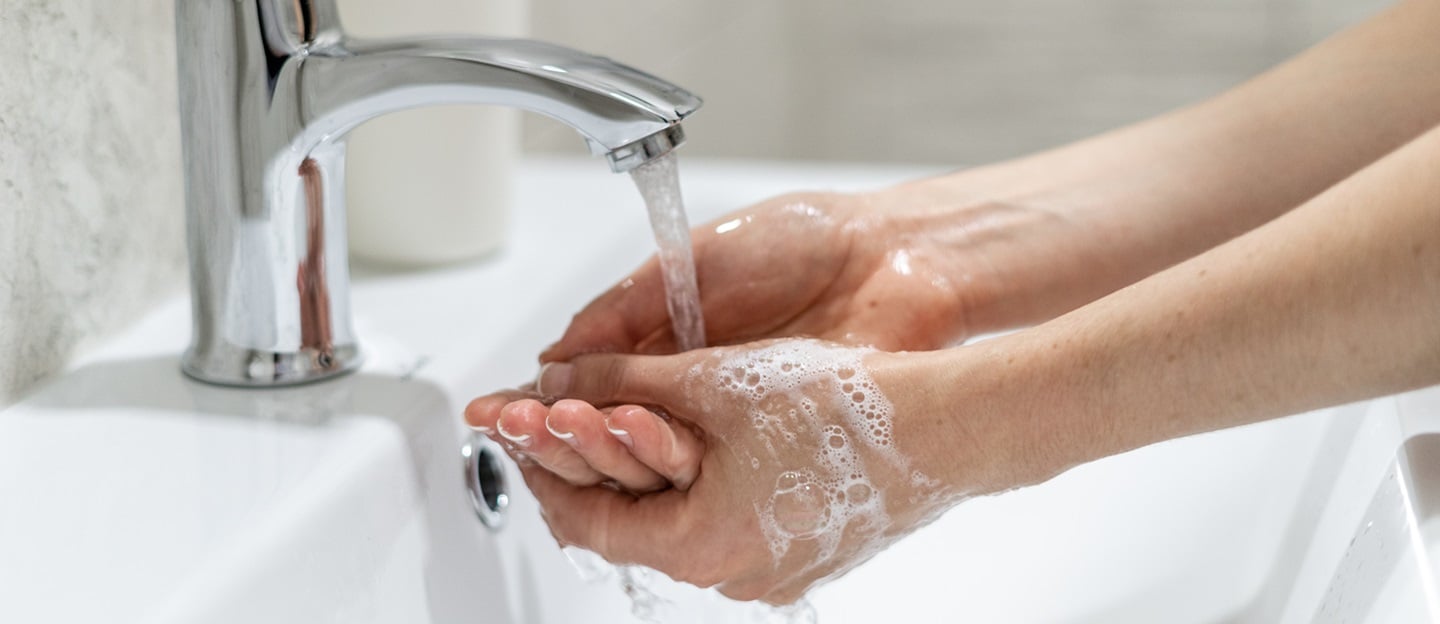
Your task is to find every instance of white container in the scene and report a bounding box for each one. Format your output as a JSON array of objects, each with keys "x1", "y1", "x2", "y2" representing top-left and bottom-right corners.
[{"x1": 339, "y1": 0, "x2": 528, "y2": 267}]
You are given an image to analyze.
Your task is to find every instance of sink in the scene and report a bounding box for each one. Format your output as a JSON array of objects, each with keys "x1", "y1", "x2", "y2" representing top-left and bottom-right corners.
[{"x1": 1, "y1": 157, "x2": 1435, "y2": 623}]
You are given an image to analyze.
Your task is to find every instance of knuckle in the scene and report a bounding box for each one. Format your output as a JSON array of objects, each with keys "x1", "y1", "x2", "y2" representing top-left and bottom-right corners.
[
  {"x1": 660, "y1": 447, "x2": 690, "y2": 479},
  {"x1": 543, "y1": 504, "x2": 591, "y2": 550},
  {"x1": 578, "y1": 356, "x2": 629, "y2": 402}
]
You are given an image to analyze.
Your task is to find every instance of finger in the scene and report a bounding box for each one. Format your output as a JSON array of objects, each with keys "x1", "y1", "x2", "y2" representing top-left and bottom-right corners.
[
  {"x1": 540, "y1": 257, "x2": 671, "y2": 363},
  {"x1": 545, "y1": 400, "x2": 668, "y2": 493},
  {"x1": 536, "y1": 351, "x2": 699, "y2": 408},
  {"x1": 521, "y1": 463, "x2": 687, "y2": 568},
  {"x1": 463, "y1": 387, "x2": 540, "y2": 432},
  {"x1": 541, "y1": 213, "x2": 745, "y2": 363},
  {"x1": 496, "y1": 400, "x2": 607, "y2": 487},
  {"x1": 604, "y1": 405, "x2": 705, "y2": 490}
]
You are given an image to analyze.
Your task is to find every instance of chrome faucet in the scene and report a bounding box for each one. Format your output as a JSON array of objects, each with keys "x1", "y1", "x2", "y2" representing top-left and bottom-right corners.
[{"x1": 175, "y1": 0, "x2": 701, "y2": 386}]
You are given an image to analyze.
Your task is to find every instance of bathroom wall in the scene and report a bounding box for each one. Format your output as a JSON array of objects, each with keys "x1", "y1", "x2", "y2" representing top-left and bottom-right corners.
[
  {"x1": 0, "y1": 2, "x2": 186, "y2": 406},
  {"x1": 527, "y1": 0, "x2": 1392, "y2": 164}
]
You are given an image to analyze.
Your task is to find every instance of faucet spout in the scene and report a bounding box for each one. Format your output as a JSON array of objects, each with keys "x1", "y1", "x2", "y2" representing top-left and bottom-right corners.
[
  {"x1": 175, "y1": 0, "x2": 702, "y2": 386},
  {"x1": 302, "y1": 38, "x2": 700, "y2": 172}
]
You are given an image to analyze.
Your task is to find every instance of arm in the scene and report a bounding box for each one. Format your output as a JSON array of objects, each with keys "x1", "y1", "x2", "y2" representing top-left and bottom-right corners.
[
  {"x1": 880, "y1": 0, "x2": 1440, "y2": 334},
  {"x1": 917, "y1": 121, "x2": 1440, "y2": 493},
  {"x1": 543, "y1": 0, "x2": 1440, "y2": 360},
  {"x1": 471, "y1": 122, "x2": 1440, "y2": 605}
]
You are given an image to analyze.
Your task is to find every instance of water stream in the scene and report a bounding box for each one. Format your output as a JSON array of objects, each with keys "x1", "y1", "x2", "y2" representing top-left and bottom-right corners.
[
  {"x1": 554, "y1": 153, "x2": 815, "y2": 623},
  {"x1": 629, "y1": 152, "x2": 707, "y2": 352}
]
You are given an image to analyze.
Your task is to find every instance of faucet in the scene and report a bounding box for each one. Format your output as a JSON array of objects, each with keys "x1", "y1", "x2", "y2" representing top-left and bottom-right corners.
[{"x1": 175, "y1": 0, "x2": 701, "y2": 387}]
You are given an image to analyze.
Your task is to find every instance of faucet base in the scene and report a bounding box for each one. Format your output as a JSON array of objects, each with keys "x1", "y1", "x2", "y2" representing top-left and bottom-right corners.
[{"x1": 181, "y1": 343, "x2": 363, "y2": 387}]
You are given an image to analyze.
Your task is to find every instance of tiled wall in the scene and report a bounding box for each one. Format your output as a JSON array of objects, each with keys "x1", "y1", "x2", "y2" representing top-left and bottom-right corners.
[{"x1": 527, "y1": 0, "x2": 1391, "y2": 164}]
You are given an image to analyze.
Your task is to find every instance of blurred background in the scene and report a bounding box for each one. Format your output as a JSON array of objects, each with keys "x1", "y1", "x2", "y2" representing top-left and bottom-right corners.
[{"x1": 525, "y1": 0, "x2": 1387, "y2": 164}]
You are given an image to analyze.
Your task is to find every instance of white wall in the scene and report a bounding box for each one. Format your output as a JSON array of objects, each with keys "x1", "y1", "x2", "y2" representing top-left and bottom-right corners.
[
  {"x1": 0, "y1": 2, "x2": 185, "y2": 405},
  {"x1": 526, "y1": 0, "x2": 1391, "y2": 164}
]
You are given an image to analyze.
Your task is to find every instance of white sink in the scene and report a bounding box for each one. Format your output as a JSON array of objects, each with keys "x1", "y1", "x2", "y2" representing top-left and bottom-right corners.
[{"x1": 1, "y1": 157, "x2": 1435, "y2": 623}]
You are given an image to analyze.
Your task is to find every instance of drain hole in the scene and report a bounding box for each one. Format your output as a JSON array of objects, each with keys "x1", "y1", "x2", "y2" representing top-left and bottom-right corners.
[
  {"x1": 475, "y1": 446, "x2": 509, "y2": 514},
  {"x1": 464, "y1": 435, "x2": 509, "y2": 530}
]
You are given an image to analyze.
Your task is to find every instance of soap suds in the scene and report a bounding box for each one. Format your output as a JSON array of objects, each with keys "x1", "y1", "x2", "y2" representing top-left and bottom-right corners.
[{"x1": 697, "y1": 339, "x2": 938, "y2": 574}]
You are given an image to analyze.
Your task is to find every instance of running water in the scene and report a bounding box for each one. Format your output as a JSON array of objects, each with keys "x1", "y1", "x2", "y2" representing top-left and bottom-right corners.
[
  {"x1": 557, "y1": 153, "x2": 818, "y2": 623},
  {"x1": 629, "y1": 152, "x2": 706, "y2": 352}
]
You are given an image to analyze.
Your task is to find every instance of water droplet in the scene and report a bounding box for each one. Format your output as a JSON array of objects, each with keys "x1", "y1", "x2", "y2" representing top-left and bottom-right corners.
[
  {"x1": 847, "y1": 483, "x2": 873, "y2": 504},
  {"x1": 772, "y1": 472, "x2": 830, "y2": 539}
]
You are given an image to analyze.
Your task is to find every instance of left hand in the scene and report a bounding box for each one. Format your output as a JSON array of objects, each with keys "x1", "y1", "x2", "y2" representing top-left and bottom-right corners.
[{"x1": 468, "y1": 339, "x2": 976, "y2": 604}]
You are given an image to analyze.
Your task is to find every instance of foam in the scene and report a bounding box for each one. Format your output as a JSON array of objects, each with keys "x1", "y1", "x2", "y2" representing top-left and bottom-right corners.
[{"x1": 703, "y1": 339, "x2": 934, "y2": 572}]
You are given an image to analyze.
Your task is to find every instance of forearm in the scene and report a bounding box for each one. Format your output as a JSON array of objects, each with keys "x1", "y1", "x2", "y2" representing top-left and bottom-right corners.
[
  {"x1": 917, "y1": 121, "x2": 1440, "y2": 494},
  {"x1": 892, "y1": 0, "x2": 1440, "y2": 334}
]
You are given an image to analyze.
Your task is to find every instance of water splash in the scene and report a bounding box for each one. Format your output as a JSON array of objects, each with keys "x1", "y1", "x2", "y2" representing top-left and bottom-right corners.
[{"x1": 563, "y1": 546, "x2": 820, "y2": 623}]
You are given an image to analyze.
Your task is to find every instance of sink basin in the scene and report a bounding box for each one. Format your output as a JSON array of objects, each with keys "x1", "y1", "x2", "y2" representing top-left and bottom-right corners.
[{"x1": 0, "y1": 157, "x2": 1435, "y2": 623}]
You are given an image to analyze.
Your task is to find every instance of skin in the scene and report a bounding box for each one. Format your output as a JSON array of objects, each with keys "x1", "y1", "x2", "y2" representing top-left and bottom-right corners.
[{"x1": 466, "y1": 0, "x2": 1440, "y2": 605}]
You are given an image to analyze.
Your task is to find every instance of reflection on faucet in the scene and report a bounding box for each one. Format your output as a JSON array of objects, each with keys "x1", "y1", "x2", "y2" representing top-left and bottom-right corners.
[
  {"x1": 297, "y1": 157, "x2": 334, "y2": 359},
  {"x1": 176, "y1": 0, "x2": 702, "y2": 387}
]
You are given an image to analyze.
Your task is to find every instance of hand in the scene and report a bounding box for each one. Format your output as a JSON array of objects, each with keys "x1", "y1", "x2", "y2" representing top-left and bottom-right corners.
[
  {"x1": 466, "y1": 386, "x2": 706, "y2": 495},
  {"x1": 470, "y1": 339, "x2": 978, "y2": 604},
  {"x1": 540, "y1": 187, "x2": 1058, "y2": 361}
]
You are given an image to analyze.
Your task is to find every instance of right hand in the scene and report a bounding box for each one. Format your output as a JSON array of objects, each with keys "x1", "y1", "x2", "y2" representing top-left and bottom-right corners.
[
  {"x1": 541, "y1": 187, "x2": 1047, "y2": 362},
  {"x1": 471, "y1": 339, "x2": 989, "y2": 605},
  {"x1": 504, "y1": 183, "x2": 1087, "y2": 499}
]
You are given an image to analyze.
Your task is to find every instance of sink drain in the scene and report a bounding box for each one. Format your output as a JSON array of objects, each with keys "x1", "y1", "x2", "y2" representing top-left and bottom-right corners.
[{"x1": 462, "y1": 433, "x2": 509, "y2": 530}]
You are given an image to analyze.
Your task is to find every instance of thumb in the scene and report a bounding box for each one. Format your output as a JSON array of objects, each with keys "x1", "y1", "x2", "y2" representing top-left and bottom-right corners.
[{"x1": 537, "y1": 351, "x2": 695, "y2": 407}]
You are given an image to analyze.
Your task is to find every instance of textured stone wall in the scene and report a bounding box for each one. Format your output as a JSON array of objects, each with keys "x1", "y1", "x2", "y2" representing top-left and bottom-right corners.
[{"x1": 0, "y1": 2, "x2": 186, "y2": 405}]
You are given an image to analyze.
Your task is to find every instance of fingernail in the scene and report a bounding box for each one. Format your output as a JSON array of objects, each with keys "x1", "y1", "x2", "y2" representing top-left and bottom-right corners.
[
  {"x1": 545, "y1": 415, "x2": 576, "y2": 442},
  {"x1": 537, "y1": 362, "x2": 574, "y2": 397},
  {"x1": 604, "y1": 417, "x2": 634, "y2": 449},
  {"x1": 469, "y1": 424, "x2": 494, "y2": 434},
  {"x1": 496, "y1": 420, "x2": 532, "y2": 447}
]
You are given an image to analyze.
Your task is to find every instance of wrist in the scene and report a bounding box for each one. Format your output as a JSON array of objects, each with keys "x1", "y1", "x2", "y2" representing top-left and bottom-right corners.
[
  {"x1": 864, "y1": 172, "x2": 1119, "y2": 338},
  {"x1": 880, "y1": 341, "x2": 1089, "y2": 500}
]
